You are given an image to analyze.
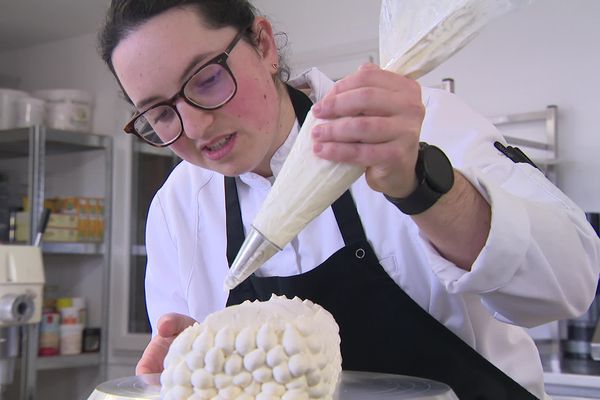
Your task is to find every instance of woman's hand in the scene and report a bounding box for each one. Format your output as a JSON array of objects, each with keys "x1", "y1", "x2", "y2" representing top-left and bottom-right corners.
[
  {"x1": 135, "y1": 313, "x2": 196, "y2": 375},
  {"x1": 311, "y1": 63, "x2": 425, "y2": 199}
]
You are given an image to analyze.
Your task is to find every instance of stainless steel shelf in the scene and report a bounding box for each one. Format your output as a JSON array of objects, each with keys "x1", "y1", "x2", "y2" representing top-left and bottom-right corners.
[
  {"x1": 0, "y1": 123, "x2": 114, "y2": 400},
  {"x1": 0, "y1": 126, "x2": 110, "y2": 159},
  {"x1": 36, "y1": 353, "x2": 101, "y2": 371},
  {"x1": 42, "y1": 242, "x2": 106, "y2": 255}
]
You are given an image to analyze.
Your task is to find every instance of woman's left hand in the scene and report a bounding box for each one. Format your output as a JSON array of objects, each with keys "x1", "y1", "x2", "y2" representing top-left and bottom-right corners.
[{"x1": 311, "y1": 63, "x2": 425, "y2": 198}]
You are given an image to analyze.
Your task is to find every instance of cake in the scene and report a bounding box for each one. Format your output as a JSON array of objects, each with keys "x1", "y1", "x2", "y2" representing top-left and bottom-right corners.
[{"x1": 160, "y1": 295, "x2": 342, "y2": 400}]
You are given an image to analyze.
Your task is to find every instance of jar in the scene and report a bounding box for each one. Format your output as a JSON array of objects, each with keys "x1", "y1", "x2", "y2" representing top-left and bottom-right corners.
[
  {"x1": 71, "y1": 297, "x2": 87, "y2": 327},
  {"x1": 60, "y1": 324, "x2": 83, "y2": 355},
  {"x1": 39, "y1": 312, "x2": 60, "y2": 356},
  {"x1": 59, "y1": 306, "x2": 80, "y2": 325}
]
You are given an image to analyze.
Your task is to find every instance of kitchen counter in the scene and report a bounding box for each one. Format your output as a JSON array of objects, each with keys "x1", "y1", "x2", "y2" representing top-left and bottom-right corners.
[{"x1": 537, "y1": 340, "x2": 600, "y2": 398}]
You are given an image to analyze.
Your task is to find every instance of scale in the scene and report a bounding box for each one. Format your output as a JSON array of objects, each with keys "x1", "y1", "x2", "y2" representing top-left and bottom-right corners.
[{"x1": 88, "y1": 370, "x2": 458, "y2": 400}]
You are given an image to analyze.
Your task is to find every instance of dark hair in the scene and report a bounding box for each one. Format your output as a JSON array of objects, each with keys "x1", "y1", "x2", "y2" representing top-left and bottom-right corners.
[{"x1": 98, "y1": 0, "x2": 289, "y2": 82}]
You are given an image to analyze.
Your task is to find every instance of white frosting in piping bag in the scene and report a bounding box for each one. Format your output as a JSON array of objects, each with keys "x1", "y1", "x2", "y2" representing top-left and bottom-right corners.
[
  {"x1": 224, "y1": 0, "x2": 530, "y2": 290},
  {"x1": 253, "y1": 110, "x2": 364, "y2": 249}
]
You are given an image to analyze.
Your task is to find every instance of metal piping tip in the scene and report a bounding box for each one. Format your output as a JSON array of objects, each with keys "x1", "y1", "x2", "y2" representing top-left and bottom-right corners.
[{"x1": 223, "y1": 226, "x2": 281, "y2": 291}]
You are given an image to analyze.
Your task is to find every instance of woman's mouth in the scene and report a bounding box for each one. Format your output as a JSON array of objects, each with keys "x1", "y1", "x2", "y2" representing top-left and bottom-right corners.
[{"x1": 203, "y1": 133, "x2": 236, "y2": 161}]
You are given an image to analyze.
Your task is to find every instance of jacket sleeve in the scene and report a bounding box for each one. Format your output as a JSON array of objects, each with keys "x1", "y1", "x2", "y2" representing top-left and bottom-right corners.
[
  {"x1": 144, "y1": 193, "x2": 190, "y2": 335},
  {"x1": 419, "y1": 88, "x2": 600, "y2": 328}
]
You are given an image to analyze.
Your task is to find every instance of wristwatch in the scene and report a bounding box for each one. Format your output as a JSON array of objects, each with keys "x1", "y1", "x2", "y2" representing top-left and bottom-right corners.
[{"x1": 385, "y1": 142, "x2": 454, "y2": 215}]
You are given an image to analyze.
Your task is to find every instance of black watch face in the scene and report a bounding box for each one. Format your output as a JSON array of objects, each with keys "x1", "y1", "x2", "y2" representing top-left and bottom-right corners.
[{"x1": 422, "y1": 146, "x2": 454, "y2": 193}]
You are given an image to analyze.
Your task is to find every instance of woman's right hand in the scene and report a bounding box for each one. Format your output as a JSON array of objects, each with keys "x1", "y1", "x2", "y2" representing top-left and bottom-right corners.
[{"x1": 135, "y1": 313, "x2": 197, "y2": 375}]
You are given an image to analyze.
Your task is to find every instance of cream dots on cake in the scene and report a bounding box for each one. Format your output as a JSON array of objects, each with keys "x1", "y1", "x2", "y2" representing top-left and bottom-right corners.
[{"x1": 160, "y1": 295, "x2": 342, "y2": 400}]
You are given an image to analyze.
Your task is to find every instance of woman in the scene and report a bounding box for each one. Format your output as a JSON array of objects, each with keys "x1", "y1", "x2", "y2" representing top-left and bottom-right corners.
[{"x1": 99, "y1": 1, "x2": 600, "y2": 399}]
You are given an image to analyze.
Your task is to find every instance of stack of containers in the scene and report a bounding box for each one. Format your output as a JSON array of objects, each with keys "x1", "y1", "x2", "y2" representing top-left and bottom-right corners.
[
  {"x1": 0, "y1": 88, "x2": 30, "y2": 129},
  {"x1": 32, "y1": 89, "x2": 93, "y2": 132},
  {"x1": 55, "y1": 297, "x2": 86, "y2": 355},
  {"x1": 15, "y1": 96, "x2": 45, "y2": 128}
]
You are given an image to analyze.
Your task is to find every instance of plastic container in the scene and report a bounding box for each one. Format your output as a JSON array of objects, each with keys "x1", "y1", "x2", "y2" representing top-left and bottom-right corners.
[
  {"x1": 39, "y1": 312, "x2": 60, "y2": 356},
  {"x1": 55, "y1": 297, "x2": 73, "y2": 310},
  {"x1": 0, "y1": 88, "x2": 29, "y2": 130},
  {"x1": 60, "y1": 323, "x2": 83, "y2": 355},
  {"x1": 15, "y1": 97, "x2": 45, "y2": 127},
  {"x1": 59, "y1": 306, "x2": 80, "y2": 325},
  {"x1": 83, "y1": 327, "x2": 101, "y2": 353},
  {"x1": 32, "y1": 89, "x2": 94, "y2": 132},
  {"x1": 71, "y1": 296, "x2": 87, "y2": 327}
]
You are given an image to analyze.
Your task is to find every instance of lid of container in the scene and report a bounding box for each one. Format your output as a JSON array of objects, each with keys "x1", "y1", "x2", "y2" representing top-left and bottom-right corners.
[
  {"x1": 16, "y1": 97, "x2": 46, "y2": 106},
  {"x1": 31, "y1": 89, "x2": 93, "y2": 104},
  {"x1": 0, "y1": 88, "x2": 29, "y2": 98}
]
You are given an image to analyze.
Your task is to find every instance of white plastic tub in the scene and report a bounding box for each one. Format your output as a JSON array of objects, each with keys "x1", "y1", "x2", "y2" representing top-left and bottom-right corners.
[
  {"x1": 0, "y1": 88, "x2": 29, "y2": 130},
  {"x1": 15, "y1": 97, "x2": 45, "y2": 127},
  {"x1": 32, "y1": 89, "x2": 94, "y2": 132}
]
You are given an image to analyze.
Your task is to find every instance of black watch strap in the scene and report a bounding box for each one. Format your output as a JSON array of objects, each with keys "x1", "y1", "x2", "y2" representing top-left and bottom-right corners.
[{"x1": 385, "y1": 142, "x2": 454, "y2": 215}]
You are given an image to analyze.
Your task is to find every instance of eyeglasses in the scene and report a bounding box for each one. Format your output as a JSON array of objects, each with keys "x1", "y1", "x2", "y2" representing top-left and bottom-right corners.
[{"x1": 123, "y1": 29, "x2": 246, "y2": 147}]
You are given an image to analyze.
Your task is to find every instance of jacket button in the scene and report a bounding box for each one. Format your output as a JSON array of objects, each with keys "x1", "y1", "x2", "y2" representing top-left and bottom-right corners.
[{"x1": 355, "y1": 248, "x2": 365, "y2": 259}]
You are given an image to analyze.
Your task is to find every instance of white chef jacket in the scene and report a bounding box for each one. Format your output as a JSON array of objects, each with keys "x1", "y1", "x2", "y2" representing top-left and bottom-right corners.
[{"x1": 145, "y1": 68, "x2": 600, "y2": 399}]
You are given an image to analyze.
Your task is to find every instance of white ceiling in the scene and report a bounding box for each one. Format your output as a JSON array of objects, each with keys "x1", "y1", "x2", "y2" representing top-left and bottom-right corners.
[{"x1": 0, "y1": 0, "x2": 109, "y2": 52}]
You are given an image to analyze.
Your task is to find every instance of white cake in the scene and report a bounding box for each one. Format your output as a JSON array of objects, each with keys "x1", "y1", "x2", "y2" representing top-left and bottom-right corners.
[{"x1": 160, "y1": 295, "x2": 342, "y2": 400}]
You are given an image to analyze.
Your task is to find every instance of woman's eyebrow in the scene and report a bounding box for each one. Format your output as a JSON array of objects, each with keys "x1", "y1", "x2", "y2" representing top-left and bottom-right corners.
[{"x1": 135, "y1": 53, "x2": 211, "y2": 110}]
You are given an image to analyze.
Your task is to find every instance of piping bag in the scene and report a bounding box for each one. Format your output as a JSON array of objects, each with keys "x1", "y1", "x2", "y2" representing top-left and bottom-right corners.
[{"x1": 224, "y1": 0, "x2": 531, "y2": 291}]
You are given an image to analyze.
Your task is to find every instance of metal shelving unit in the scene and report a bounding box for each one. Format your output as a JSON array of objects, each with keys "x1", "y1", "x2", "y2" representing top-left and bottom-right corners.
[
  {"x1": 0, "y1": 125, "x2": 113, "y2": 400},
  {"x1": 36, "y1": 353, "x2": 101, "y2": 371}
]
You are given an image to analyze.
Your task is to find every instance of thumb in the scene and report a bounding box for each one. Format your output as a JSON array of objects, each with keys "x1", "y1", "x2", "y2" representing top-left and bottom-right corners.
[{"x1": 156, "y1": 313, "x2": 197, "y2": 338}]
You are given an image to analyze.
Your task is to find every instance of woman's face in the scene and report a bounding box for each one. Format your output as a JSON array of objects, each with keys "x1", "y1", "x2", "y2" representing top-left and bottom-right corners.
[{"x1": 112, "y1": 7, "x2": 290, "y2": 177}]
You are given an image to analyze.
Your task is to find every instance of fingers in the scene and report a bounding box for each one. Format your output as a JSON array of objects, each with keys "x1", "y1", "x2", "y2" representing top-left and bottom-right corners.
[
  {"x1": 313, "y1": 63, "x2": 422, "y2": 119},
  {"x1": 136, "y1": 313, "x2": 197, "y2": 376},
  {"x1": 136, "y1": 334, "x2": 172, "y2": 375},
  {"x1": 314, "y1": 140, "x2": 407, "y2": 167},
  {"x1": 312, "y1": 114, "x2": 423, "y2": 146}
]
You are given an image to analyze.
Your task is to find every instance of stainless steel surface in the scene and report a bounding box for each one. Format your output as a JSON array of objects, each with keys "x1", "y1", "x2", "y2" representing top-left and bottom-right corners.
[
  {"x1": 224, "y1": 226, "x2": 281, "y2": 290},
  {"x1": 538, "y1": 340, "x2": 600, "y2": 376},
  {"x1": 0, "y1": 294, "x2": 35, "y2": 323},
  {"x1": 88, "y1": 371, "x2": 458, "y2": 400},
  {"x1": 537, "y1": 339, "x2": 600, "y2": 398}
]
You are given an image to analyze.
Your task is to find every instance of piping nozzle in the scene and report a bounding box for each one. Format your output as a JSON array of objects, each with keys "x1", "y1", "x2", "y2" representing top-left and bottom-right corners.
[{"x1": 224, "y1": 226, "x2": 281, "y2": 291}]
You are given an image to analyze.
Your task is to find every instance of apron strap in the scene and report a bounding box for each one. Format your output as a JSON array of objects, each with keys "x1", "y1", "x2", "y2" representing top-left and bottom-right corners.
[{"x1": 225, "y1": 175, "x2": 244, "y2": 266}]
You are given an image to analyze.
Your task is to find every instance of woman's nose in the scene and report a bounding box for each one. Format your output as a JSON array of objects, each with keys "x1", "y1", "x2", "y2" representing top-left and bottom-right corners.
[{"x1": 176, "y1": 100, "x2": 214, "y2": 139}]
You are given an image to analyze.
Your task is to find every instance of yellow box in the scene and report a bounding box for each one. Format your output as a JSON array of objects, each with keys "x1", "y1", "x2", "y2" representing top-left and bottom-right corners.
[
  {"x1": 16, "y1": 225, "x2": 79, "y2": 242},
  {"x1": 16, "y1": 211, "x2": 78, "y2": 229}
]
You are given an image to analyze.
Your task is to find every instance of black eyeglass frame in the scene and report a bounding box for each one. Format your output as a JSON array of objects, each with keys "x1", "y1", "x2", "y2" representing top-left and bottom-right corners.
[{"x1": 123, "y1": 28, "x2": 247, "y2": 147}]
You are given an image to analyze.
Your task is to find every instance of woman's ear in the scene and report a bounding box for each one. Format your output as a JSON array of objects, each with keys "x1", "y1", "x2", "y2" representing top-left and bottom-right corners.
[{"x1": 252, "y1": 17, "x2": 279, "y2": 73}]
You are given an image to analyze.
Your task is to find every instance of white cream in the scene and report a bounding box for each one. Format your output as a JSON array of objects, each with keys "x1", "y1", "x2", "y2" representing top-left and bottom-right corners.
[
  {"x1": 161, "y1": 295, "x2": 342, "y2": 400},
  {"x1": 380, "y1": 0, "x2": 521, "y2": 78},
  {"x1": 252, "y1": 109, "x2": 364, "y2": 250}
]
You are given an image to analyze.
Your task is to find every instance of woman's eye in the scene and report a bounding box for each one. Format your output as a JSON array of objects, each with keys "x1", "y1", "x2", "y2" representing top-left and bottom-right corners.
[
  {"x1": 195, "y1": 68, "x2": 222, "y2": 90},
  {"x1": 153, "y1": 109, "x2": 172, "y2": 124}
]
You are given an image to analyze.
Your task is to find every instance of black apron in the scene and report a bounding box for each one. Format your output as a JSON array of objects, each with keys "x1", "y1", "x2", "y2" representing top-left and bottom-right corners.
[{"x1": 224, "y1": 85, "x2": 539, "y2": 400}]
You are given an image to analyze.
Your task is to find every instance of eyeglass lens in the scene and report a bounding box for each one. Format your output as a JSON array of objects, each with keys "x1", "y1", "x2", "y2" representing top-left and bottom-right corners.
[{"x1": 135, "y1": 63, "x2": 236, "y2": 146}]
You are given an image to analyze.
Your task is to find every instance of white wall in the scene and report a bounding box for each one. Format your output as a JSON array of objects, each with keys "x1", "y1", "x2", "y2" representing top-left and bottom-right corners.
[{"x1": 252, "y1": 0, "x2": 600, "y2": 211}]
